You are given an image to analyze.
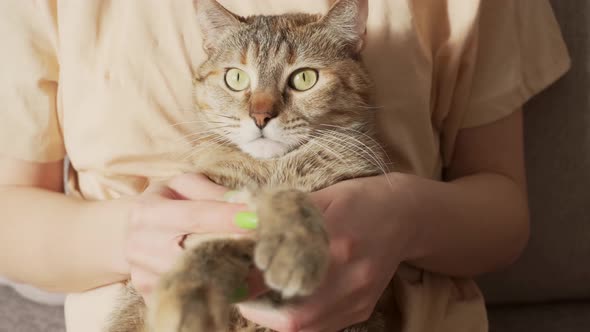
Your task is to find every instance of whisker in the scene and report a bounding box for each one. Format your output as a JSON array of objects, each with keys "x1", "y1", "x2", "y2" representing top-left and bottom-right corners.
[
  {"x1": 167, "y1": 120, "x2": 212, "y2": 128},
  {"x1": 208, "y1": 113, "x2": 240, "y2": 121},
  {"x1": 165, "y1": 128, "x2": 233, "y2": 147},
  {"x1": 177, "y1": 136, "x2": 232, "y2": 163},
  {"x1": 319, "y1": 124, "x2": 393, "y2": 167},
  {"x1": 310, "y1": 129, "x2": 393, "y2": 188},
  {"x1": 320, "y1": 129, "x2": 388, "y2": 171},
  {"x1": 175, "y1": 125, "x2": 234, "y2": 139},
  {"x1": 308, "y1": 140, "x2": 347, "y2": 165},
  {"x1": 182, "y1": 126, "x2": 233, "y2": 138},
  {"x1": 312, "y1": 130, "x2": 384, "y2": 172}
]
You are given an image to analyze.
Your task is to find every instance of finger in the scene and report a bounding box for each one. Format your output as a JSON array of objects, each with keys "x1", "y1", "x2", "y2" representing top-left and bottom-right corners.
[
  {"x1": 143, "y1": 179, "x2": 177, "y2": 197},
  {"x1": 159, "y1": 199, "x2": 253, "y2": 234},
  {"x1": 238, "y1": 303, "x2": 294, "y2": 332},
  {"x1": 127, "y1": 239, "x2": 183, "y2": 276},
  {"x1": 168, "y1": 173, "x2": 229, "y2": 201},
  {"x1": 329, "y1": 235, "x2": 356, "y2": 265},
  {"x1": 130, "y1": 269, "x2": 161, "y2": 299},
  {"x1": 308, "y1": 188, "x2": 333, "y2": 213},
  {"x1": 238, "y1": 265, "x2": 342, "y2": 331},
  {"x1": 299, "y1": 310, "x2": 366, "y2": 332},
  {"x1": 278, "y1": 260, "x2": 375, "y2": 330},
  {"x1": 238, "y1": 265, "x2": 367, "y2": 332},
  {"x1": 303, "y1": 288, "x2": 381, "y2": 332}
]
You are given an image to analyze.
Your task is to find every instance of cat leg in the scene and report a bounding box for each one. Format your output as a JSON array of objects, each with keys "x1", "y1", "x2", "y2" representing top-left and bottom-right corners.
[
  {"x1": 148, "y1": 239, "x2": 254, "y2": 332},
  {"x1": 106, "y1": 284, "x2": 147, "y2": 332},
  {"x1": 253, "y1": 189, "x2": 330, "y2": 299}
]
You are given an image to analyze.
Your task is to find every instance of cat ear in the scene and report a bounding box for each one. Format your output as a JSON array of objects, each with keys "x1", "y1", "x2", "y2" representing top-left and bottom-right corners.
[
  {"x1": 322, "y1": 0, "x2": 369, "y2": 53},
  {"x1": 194, "y1": 0, "x2": 243, "y2": 52}
]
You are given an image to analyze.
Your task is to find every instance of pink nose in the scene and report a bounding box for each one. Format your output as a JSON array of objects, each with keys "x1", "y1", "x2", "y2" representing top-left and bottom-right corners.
[
  {"x1": 251, "y1": 112, "x2": 275, "y2": 129},
  {"x1": 250, "y1": 92, "x2": 278, "y2": 129}
]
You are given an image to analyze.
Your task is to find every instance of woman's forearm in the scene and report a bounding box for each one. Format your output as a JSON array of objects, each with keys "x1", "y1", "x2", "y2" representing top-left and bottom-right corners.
[
  {"x1": 0, "y1": 171, "x2": 528, "y2": 291},
  {"x1": 383, "y1": 172, "x2": 529, "y2": 277},
  {"x1": 0, "y1": 187, "x2": 131, "y2": 292}
]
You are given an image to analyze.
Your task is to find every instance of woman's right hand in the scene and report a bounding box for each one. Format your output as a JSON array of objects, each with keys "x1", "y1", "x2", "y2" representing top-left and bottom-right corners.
[{"x1": 124, "y1": 173, "x2": 251, "y2": 300}]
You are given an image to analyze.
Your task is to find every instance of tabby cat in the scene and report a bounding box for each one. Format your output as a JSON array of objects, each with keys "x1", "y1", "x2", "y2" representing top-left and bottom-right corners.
[{"x1": 108, "y1": 0, "x2": 396, "y2": 331}]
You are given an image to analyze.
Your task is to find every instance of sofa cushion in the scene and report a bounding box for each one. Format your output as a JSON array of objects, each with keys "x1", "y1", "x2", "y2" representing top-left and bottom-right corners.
[
  {"x1": 488, "y1": 301, "x2": 590, "y2": 332},
  {"x1": 0, "y1": 286, "x2": 65, "y2": 332},
  {"x1": 478, "y1": 0, "x2": 590, "y2": 304}
]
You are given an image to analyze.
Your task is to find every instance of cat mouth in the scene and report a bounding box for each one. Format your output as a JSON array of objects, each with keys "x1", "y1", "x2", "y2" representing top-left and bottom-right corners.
[
  {"x1": 240, "y1": 137, "x2": 291, "y2": 159},
  {"x1": 252, "y1": 137, "x2": 275, "y2": 143}
]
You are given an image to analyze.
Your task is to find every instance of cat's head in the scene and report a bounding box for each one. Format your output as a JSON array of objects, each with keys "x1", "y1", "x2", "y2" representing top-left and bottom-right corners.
[{"x1": 192, "y1": 0, "x2": 373, "y2": 159}]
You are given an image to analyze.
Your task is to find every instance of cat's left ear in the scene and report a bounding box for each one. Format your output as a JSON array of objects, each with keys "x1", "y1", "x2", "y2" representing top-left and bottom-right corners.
[
  {"x1": 322, "y1": 0, "x2": 369, "y2": 53},
  {"x1": 194, "y1": 0, "x2": 244, "y2": 53}
]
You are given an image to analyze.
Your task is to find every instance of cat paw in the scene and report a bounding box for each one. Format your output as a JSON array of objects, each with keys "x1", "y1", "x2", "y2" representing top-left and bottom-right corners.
[
  {"x1": 149, "y1": 282, "x2": 229, "y2": 332},
  {"x1": 148, "y1": 240, "x2": 254, "y2": 332},
  {"x1": 255, "y1": 232, "x2": 329, "y2": 298},
  {"x1": 253, "y1": 190, "x2": 330, "y2": 298}
]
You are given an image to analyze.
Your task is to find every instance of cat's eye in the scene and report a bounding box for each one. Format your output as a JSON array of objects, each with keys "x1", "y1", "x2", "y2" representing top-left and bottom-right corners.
[
  {"x1": 289, "y1": 69, "x2": 318, "y2": 91},
  {"x1": 225, "y1": 68, "x2": 250, "y2": 91}
]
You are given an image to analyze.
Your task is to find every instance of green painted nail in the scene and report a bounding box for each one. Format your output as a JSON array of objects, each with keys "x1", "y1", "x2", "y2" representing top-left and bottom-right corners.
[
  {"x1": 235, "y1": 212, "x2": 258, "y2": 230},
  {"x1": 223, "y1": 190, "x2": 239, "y2": 202},
  {"x1": 230, "y1": 284, "x2": 249, "y2": 303}
]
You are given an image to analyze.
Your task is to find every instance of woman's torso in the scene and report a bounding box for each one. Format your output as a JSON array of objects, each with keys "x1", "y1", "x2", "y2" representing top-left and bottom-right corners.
[{"x1": 56, "y1": 1, "x2": 485, "y2": 331}]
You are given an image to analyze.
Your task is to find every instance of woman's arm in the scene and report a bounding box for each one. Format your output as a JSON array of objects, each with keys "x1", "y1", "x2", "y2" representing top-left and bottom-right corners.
[
  {"x1": 0, "y1": 160, "x2": 251, "y2": 295},
  {"x1": 313, "y1": 109, "x2": 529, "y2": 278},
  {"x1": 405, "y1": 109, "x2": 529, "y2": 276},
  {"x1": 0, "y1": 158, "x2": 131, "y2": 292}
]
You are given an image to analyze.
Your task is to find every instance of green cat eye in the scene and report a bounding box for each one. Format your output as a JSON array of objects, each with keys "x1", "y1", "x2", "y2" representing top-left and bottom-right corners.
[
  {"x1": 225, "y1": 68, "x2": 250, "y2": 91},
  {"x1": 289, "y1": 69, "x2": 318, "y2": 91}
]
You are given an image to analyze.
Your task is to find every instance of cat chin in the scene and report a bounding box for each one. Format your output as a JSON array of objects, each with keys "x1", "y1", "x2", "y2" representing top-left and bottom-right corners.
[{"x1": 240, "y1": 138, "x2": 290, "y2": 159}]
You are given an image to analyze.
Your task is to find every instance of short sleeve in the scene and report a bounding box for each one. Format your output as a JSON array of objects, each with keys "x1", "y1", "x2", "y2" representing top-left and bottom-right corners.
[
  {"x1": 438, "y1": 0, "x2": 570, "y2": 166},
  {"x1": 463, "y1": 0, "x2": 570, "y2": 128},
  {"x1": 0, "y1": 1, "x2": 65, "y2": 162}
]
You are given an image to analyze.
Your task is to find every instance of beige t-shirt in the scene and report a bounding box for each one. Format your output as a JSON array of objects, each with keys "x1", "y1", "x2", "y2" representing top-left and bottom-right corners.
[{"x1": 0, "y1": 1, "x2": 570, "y2": 331}]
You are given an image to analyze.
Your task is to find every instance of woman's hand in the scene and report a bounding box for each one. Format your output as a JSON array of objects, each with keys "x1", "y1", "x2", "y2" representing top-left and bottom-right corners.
[
  {"x1": 239, "y1": 175, "x2": 417, "y2": 332},
  {"x1": 239, "y1": 109, "x2": 531, "y2": 331},
  {"x1": 124, "y1": 173, "x2": 250, "y2": 300}
]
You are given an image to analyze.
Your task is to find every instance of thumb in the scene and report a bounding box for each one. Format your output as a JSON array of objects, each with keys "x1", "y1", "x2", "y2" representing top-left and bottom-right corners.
[{"x1": 309, "y1": 187, "x2": 335, "y2": 214}]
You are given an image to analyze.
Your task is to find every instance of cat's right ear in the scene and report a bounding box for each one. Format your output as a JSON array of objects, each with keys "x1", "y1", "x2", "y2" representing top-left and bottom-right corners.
[
  {"x1": 322, "y1": 0, "x2": 369, "y2": 54},
  {"x1": 194, "y1": 0, "x2": 244, "y2": 53}
]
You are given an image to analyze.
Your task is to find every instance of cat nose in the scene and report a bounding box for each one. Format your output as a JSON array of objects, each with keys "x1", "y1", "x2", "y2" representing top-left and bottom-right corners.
[
  {"x1": 250, "y1": 112, "x2": 276, "y2": 129},
  {"x1": 249, "y1": 92, "x2": 278, "y2": 129}
]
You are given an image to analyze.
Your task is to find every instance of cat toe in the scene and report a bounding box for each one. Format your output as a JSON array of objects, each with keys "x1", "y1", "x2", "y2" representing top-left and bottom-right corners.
[{"x1": 255, "y1": 232, "x2": 329, "y2": 298}]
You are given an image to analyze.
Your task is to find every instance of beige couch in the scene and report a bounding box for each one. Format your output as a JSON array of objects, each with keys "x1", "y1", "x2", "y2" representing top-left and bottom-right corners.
[
  {"x1": 480, "y1": 1, "x2": 590, "y2": 330},
  {"x1": 0, "y1": 1, "x2": 587, "y2": 331}
]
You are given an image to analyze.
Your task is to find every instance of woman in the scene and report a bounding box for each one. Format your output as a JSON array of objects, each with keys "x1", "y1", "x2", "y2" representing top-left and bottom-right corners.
[{"x1": 0, "y1": 0, "x2": 569, "y2": 331}]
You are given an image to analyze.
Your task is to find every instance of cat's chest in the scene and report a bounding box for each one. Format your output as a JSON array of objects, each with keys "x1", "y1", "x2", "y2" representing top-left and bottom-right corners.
[
  {"x1": 196, "y1": 150, "x2": 377, "y2": 192},
  {"x1": 201, "y1": 160, "x2": 332, "y2": 192}
]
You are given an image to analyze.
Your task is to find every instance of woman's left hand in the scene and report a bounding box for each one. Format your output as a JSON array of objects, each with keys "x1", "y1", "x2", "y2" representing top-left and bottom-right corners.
[{"x1": 239, "y1": 174, "x2": 417, "y2": 332}]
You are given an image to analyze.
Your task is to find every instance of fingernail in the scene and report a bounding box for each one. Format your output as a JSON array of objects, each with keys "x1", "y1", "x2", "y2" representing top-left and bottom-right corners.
[
  {"x1": 230, "y1": 284, "x2": 249, "y2": 303},
  {"x1": 223, "y1": 190, "x2": 239, "y2": 202},
  {"x1": 234, "y1": 212, "x2": 258, "y2": 230}
]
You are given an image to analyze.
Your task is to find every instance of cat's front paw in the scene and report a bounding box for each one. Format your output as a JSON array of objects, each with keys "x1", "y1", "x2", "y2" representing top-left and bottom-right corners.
[
  {"x1": 255, "y1": 231, "x2": 329, "y2": 298},
  {"x1": 148, "y1": 240, "x2": 254, "y2": 332},
  {"x1": 253, "y1": 190, "x2": 330, "y2": 298},
  {"x1": 149, "y1": 281, "x2": 229, "y2": 332}
]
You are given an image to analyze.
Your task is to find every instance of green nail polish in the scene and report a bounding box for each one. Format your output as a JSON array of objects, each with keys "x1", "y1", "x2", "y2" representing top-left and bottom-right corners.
[
  {"x1": 235, "y1": 212, "x2": 258, "y2": 230},
  {"x1": 223, "y1": 190, "x2": 239, "y2": 202},
  {"x1": 230, "y1": 284, "x2": 249, "y2": 303}
]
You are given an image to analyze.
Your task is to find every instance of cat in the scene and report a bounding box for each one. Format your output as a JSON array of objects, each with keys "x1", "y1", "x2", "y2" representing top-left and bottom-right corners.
[{"x1": 107, "y1": 0, "x2": 397, "y2": 331}]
